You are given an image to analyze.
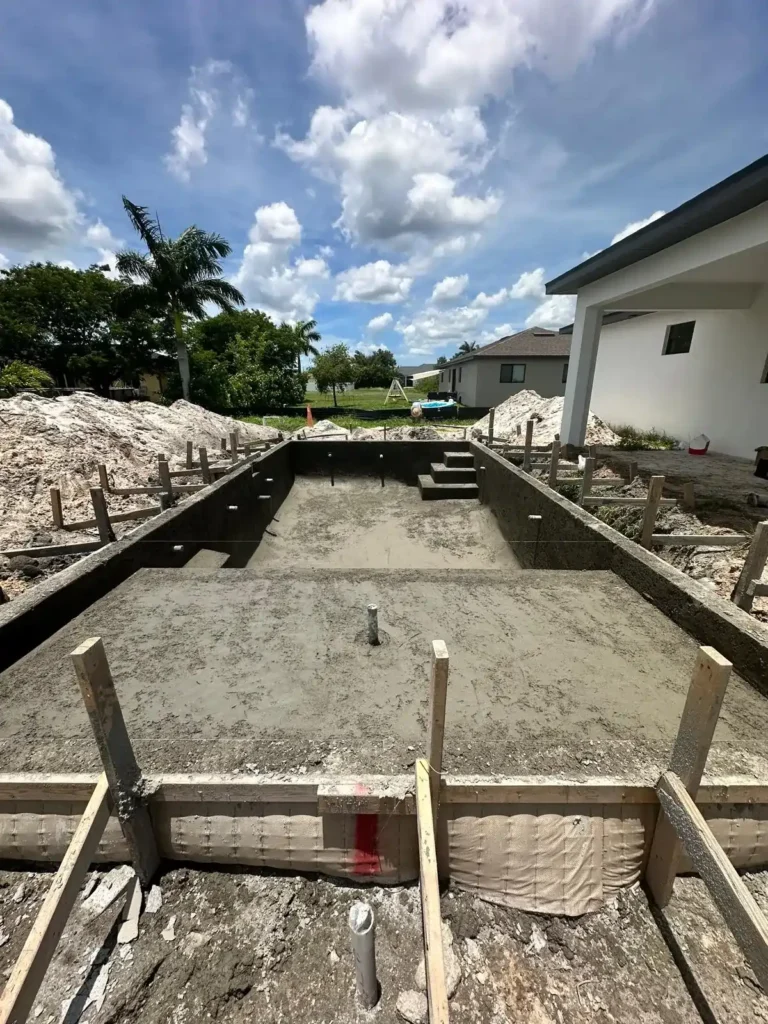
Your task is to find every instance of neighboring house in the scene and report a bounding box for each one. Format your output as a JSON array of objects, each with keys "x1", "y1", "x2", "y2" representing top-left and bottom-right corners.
[
  {"x1": 437, "y1": 328, "x2": 571, "y2": 406},
  {"x1": 548, "y1": 153, "x2": 768, "y2": 459},
  {"x1": 138, "y1": 371, "x2": 168, "y2": 402},
  {"x1": 397, "y1": 363, "x2": 434, "y2": 387}
]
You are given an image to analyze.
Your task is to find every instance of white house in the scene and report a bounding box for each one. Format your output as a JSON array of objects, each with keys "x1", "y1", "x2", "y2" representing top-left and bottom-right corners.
[
  {"x1": 548, "y1": 154, "x2": 768, "y2": 459},
  {"x1": 438, "y1": 327, "x2": 571, "y2": 406}
]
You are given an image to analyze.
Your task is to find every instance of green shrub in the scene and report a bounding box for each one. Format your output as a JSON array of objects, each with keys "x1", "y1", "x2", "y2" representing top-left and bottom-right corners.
[
  {"x1": 0, "y1": 360, "x2": 54, "y2": 391},
  {"x1": 609, "y1": 423, "x2": 677, "y2": 450}
]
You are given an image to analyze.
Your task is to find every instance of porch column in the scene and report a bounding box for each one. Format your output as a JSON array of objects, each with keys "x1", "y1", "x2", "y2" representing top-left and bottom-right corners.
[{"x1": 560, "y1": 299, "x2": 603, "y2": 447}]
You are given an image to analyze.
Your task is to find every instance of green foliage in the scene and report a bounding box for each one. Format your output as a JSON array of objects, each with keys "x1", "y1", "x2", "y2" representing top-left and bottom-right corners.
[
  {"x1": 609, "y1": 423, "x2": 677, "y2": 450},
  {"x1": 0, "y1": 262, "x2": 161, "y2": 395},
  {"x1": 292, "y1": 319, "x2": 321, "y2": 374},
  {"x1": 351, "y1": 347, "x2": 397, "y2": 388},
  {"x1": 117, "y1": 197, "x2": 245, "y2": 399},
  {"x1": 313, "y1": 344, "x2": 354, "y2": 406},
  {"x1": 436, "y1": 355, "x2": 448, "y2": 365},
  {"x1": 0, "y1": 360, "x2": 54, "y2": 391},
  {"x1": 413, "y1": 373, "x2": 439, "y2": 394}
]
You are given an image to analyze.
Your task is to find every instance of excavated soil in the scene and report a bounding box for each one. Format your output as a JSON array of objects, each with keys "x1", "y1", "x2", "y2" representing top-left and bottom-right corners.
[{"x1": 2, "y1": 865, "x2": 767, "y2": 1023}]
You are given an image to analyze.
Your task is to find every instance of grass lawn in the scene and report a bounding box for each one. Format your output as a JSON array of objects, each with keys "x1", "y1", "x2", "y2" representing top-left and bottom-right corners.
[
  {"x1": 303, "y1": 386, "x2": 416, "y2": 410},
  {"x1": 241, "y1": 413, "x2": 467, "y2": 433}
]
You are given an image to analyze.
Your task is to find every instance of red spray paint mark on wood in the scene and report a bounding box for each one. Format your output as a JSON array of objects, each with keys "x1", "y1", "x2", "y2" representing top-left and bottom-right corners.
[{"x1": 352, "y1": 784, "x2": 381, "y2": 875}]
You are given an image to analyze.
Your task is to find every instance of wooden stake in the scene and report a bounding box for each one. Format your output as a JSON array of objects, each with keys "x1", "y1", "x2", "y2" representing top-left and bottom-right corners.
[
  {"x1": 89, "y1": 488, "x2": 116, "y2": 544},
  {"x1": 199, "y1": 447, "x2": 212, "y2": 485},
  {"x1": 415, "y1": 759, "x2": 449, "y2": 1024},
  {"x1": 229, "y1": 431, "x2": 239, "y2": 464},
  {"x1": 426, "y1": 641, "x2": 449, "y2": 817},
  {"x1": 523, "y1": 419, "x2": 534, "y2": 472},
  {"x1": 97, "y1": 464, "x2": 110, "y2": 493},
  {"x1": 639, "y1": 475, "x2": 665, "y2": 548},
  {"x1": 488, "y1": 408, "x2": 495, "y2": 446},
  {"x1": 50, "y1": 487, "x2": 63, "y2": 530},
  {"x1": 579, "y1": 457, "x2": 595, "y2": 505},
  {"x1": 221, "y1": 437, "x2": 227, "y2": 453},
  {"x1": 732, "y1": 521, "x2": 768, "y2": 611},
  {"x1": 0, "y1": 774, "x2": 111, "y2": 1024},
  {"x1": 646, "y1": 646, "x2": 732, "y2": 907},
  {"x1": 548, "y1": 439, "x2": 561, "y2": 489},
  {"x1": 70, "y1": 637, "x2": 160, "y2": 886},
  {"x1": 656, "y1": 770, "x2": 768, "y2": 990},
  {"x1": 158, "y1": 459, "x2": 173, "y2": 497},
  {"x1": 682, "y1": 481, "x2": 695, "y2": 511},
  {"x1": 186, "y1": 440, "x2": 193, "y2": 470},
  {"x1": 628, "y1": 460, "x2": 638, "y2": 482}
]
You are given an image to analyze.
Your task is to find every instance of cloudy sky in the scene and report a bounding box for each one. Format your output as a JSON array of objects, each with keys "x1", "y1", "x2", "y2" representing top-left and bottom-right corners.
[{"x1": 1, "y1": 0, "x2": 767, "y2": 361}]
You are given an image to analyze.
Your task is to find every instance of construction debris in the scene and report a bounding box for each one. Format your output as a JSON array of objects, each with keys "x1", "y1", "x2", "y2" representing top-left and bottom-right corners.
[
  {"x1": 471, "y1": 389, "x2": 620, "y2": 446},
  {"x1": 81, "y1": 865, "x2": 135, "y2": 919},
  {"x1": 145, "y1": 885, "x2": 163, "y2": 914},
  {"x1": 162, "y1": 914, "x2": 177, "y2": 942},
  {"x1": 291, "y1": 419, "x2": 350, "y2": 440},
  {"x1": 117, "y1": 877, "x2": 142, "y2": 944}
]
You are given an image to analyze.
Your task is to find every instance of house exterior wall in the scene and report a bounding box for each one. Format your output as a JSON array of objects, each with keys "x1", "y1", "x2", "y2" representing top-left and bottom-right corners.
[
  {"x1": 440, "y1": 357, "x2": 568, "y2": 406},
  {"x1": 590, "y1": 286, "x2": 768, "y2": 458}
]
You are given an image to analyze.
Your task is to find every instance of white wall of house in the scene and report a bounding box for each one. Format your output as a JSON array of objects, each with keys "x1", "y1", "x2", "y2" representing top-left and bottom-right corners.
[{"x1": 591, "y1": 285, "x2": 768, "y2": 458}]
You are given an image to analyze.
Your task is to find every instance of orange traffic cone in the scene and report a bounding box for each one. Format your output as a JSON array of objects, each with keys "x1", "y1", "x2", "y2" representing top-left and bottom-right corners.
[{"x1": 306, "y1": 404, "x2": 314, "y2": 427}]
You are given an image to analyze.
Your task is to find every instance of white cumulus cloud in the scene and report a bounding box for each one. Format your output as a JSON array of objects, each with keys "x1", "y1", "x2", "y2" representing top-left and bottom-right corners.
[
  {"x1": 0, "y1": 98, "x2": 81, "y2": 249},
  {"x1": 430, "y1": 274, "x2": 468, "y2": 304},
  {"x1": 367, "y1": 311, "x2": 393, "y2": 332},
  {"x1": 510, "y1": 267, "x2": 546, "y2": 300},
  {"x1": 232, "y1": 202, "x2": 322, "y2": 322},
  {"x1": 471, "y1": 287, "x2": 508, "y2": 308},
  {"x1": 525, "y1": 294, "x2": 576, "y2": 330},
  {"x1": 396, "y1": 304, "x2": 488, "y2": 355},
  {"x1": 611, "y1": 209, "x2": 665, "y2": 245},
  {"x1": 334, "y1": 259, "x2": 413, "y2": 303}
]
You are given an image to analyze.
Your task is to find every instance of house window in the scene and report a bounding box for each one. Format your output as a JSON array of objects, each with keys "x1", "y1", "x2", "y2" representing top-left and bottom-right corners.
[
  {"x1": 663, "y1": 321, "x2": 695, "y2": 355},
  {"x1": 562, "y1": 362, "x2": 569, "y2": 383},
  {"x1": 500, "y1": 363, "x2": 526, "y2": 383},
  {"x1": 458, "y1": 367, "x2": 462, "y2": 382}
]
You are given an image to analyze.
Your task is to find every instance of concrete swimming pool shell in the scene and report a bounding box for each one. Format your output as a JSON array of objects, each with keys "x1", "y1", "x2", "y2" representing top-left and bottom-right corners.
[{"x1": 3, "y1": 438, "x2": 768, "y2": 1021}]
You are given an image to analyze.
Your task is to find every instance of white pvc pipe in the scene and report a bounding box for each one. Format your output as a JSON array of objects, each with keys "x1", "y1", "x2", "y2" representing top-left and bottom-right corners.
[
  {"x1": 367, "y1": 605, "x2": 379, "y2": 645},
  {"x1": 349, "y1": 902, "x2": 378, "y2": 1008}
]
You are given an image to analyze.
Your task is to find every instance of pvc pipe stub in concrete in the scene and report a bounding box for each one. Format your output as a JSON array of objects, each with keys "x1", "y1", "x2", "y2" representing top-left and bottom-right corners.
[
  {"x1": 349, "y1": 902, "x2": 378, "y2": 1008},
  {"x1": 367, "y1": 604, "x2": 380, "y2": 646}
]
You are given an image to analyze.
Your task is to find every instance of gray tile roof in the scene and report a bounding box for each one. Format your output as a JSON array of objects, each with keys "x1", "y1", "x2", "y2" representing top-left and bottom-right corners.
[{"x1": 442, "y1": 327, "x2": 570, "y2": 367}]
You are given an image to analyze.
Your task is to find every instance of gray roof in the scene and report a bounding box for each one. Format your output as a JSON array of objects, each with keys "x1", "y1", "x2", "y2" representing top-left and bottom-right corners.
[
  {"x1": 547, "y1": 153, "x2": 768, "y2": 295},
  {"x1": 442, "y1": 327, "x2": 570, "y2": 367},
  {"x1": 397, "y1": 363, "x2": 435, "y2": 375}
]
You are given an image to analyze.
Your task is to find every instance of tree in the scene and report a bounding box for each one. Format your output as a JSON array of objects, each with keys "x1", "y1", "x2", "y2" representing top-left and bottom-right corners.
[
  {"x1": 0, "y1": 361, "x2": 54, "y2": 392},
  {"x1": 292, "y1": 319, "x2": 321, "y2": 374},
  {"x1": 351, "y1": 347, "x2": 397, "y2": 388},
  {"x1": 313, "y1": 343, "x2": 353, "y2": 407},
  {"x1": 436, "y1": 355, "x2": 448, "y2": 365},
  {"x1": 116, "y1": 197, "x2": 245, "y2": 401},
  {"x1": 457, "y1": 341, "x2": 479, "y2": 355}
]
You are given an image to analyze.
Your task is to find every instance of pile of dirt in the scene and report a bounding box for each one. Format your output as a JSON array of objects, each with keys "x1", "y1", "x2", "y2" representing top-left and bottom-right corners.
[
  {"x1": 350, "y1": 425, "x2": 467, "y2": 441},
  {"x1": 0, "y1": 393, "x2": 278, "y2": 595},
  {"x1": 291, "y1": 420, "x2": 351, "y2": 440},
  {"x1": 472, "y1": 389, "x2": 620, "y2": 446}
]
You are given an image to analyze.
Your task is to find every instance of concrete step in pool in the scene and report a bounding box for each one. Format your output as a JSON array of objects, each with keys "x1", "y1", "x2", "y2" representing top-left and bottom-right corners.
[
  {"x1": 430, "y1": 462, "x2": 477, "y2": 484},
  {"x1": 417, "y1": 473, "x2": 479, "y2": 500},
  {"x1": 444, "y1": 451, "x2": 475, "y2": 468}
]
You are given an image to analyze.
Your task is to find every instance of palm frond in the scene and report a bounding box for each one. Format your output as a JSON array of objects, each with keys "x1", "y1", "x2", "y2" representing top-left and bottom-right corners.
[
  {"x1": 113, "y1": 282, "x2": 165, "y2": 317},
  {"x1": 122, "y1": 197, "x2": 163, "y2": 253},
  {"x1": 114, "y1": 249, "x2": 153, "y2": 281},
  {"x1": 188, "y1": 278, "x2": 245, "y2": 311}
]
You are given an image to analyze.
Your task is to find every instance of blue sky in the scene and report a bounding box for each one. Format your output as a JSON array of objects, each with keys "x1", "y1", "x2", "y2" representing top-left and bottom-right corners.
[{"x1": 1, "y1": 0, "x2": 767, "y2": 363}]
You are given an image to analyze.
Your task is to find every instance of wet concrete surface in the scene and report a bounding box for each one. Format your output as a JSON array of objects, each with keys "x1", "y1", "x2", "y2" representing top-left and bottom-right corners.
[
  {"x1": 248, "y1": 477, "x2": 520, "y2": 569},
  {"x1": 2, "y1": 566, "x2": 768, "y2": 779}
]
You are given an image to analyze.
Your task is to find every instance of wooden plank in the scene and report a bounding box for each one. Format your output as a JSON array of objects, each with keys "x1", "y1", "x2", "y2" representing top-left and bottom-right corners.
[
  {"x1": 548, "y1": 439, "x2": 561, "y2": 489},
  {"x1": 186, "y1": 440, "x2": 194, "y2": 470},
  {"x1": 646, "y1": 646, "x2": 732, "y2": 907},
  {"x1": 640, "y1": 474, "x2": 666, "y2": 549},
  {"x1": 70, "y1": 638, "x2": 159, "y2": 886},
  {"x1": 732, "y1": 522, "x2": 768, "y2": 611},
  {"x1": 582, "y1": 495, "x2": 676, "y2": 507},
  {"x1": 199, "y1": 447, "x2": 212, "y2": 485},
  {"x1": 590, "y1": 476, "x2": 625, "y2": 486},
  {"x1": 184, "y1": 548, "x2": 229, "y2": 569},
  {"x1": 158, "y1": 459, "x2": 173, "y2": 496},
  {"x1": 628, "y1": 460, "x2": 638, "y2": 482},
  {"x1": 487, "y1": 408, "x2": 495, "y2": 446},
  {"x1": 49, "y1": 488, "x2": 63, "y2": 530},
  {"x1": 63, "y1": 504, "x2": 161, "y2": 530},
  {"x1": 168, "y1": 467, "x2": 203, "y2": 479},
  {"x1": 415, "y1": 759, "x2": 449, "y2": 1024},
  {"x1": 318, "y1": 779, "x2": 415, "y2": 815},
  {"x1": 657, "y1": 770, "x2": 768, "y2": 990},
  {"x1": 579, "y1": 457, "x2": 594, "y2": 504},
  {"x1": 110, "y1": 485, "x2": 163, "y2": 496},
  {"x1": 651, "y1": 534, "x2": 748, "y2": 548},
  {"x1": 426, "y1": 640, "x2": 449, "y2": 816},
  {"x1": 522, "y1": 418, "x2": 534, "y2": 472},
  {"x1": 153, "y1": 775, "x2": 320, "y2": 804},
  {"x1": 682, "y1": 481, "x2": 695, "y2": 511},
  {"x1": 1, "y1": 540, "x2": 104, "y2": 559},
  {"x1": 0, "y1": 774, "x2": 112, "y2": 1024},
  {"x1": 89, "y1": 487, "x2": 116, "y2": 544},
  {"x1": 97, "y1": 464, "x2": 110, "y2": 492},
  {"x1": 748, "y1": 581, "x2": 768, "y2": 599},
  {"x1": 229, "y1": 431, "x2": 239, "y2": 464}
]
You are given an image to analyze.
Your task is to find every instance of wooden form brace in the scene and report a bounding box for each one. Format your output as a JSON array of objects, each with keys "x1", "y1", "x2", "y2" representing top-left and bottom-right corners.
[
  {"x1": 426, "y1": 640, "x2": 449, "y2": 818},
  {"x1": 646, "y1": 646, "x2": 732, "y2": 907},
  {"x1": 732, "y1": 522, "x2": 768, "y2": 611},
  {"x1": 415, "y1": 759, "x2": 449, "y2": 1024},
  {"x1": 650, "y1": 534, "x2": 748, "y2": 548},
  {"x1": 70, "y1": 637, "x2": 159, "y2": 886},
  {"x1": 0, "y1": 774, "x2": 112, "y2": 1024},
  {"x1": 657, "y1": 770, "x2": 768, "y2": 991}
]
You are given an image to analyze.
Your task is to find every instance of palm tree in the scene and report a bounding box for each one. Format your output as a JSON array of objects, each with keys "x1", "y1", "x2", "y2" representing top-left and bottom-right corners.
[
  {"x1": 292, "y1": 318, "x2": 321, "y2": 374},
  {"x1": 115, "y1": 197, "x2": 245, "y2": 401},
  {"x1": 457, "y1": 340, "x2": 480, "y2": 355}
]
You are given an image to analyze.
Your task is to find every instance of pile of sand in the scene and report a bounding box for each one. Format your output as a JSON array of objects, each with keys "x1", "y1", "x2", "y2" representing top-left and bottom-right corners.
[
  {"x1": 291, "y1": 420, "x2": 350, "y2": 440},
  {"x1": 0, "y1": 392, "x2": 278, "y2": 553},
  {"x1": 472, "y1": 390, "x2": 620, "y2": 446},
  {"x1": 350, "y1": 425, "x2": 467, "y2": 441}
]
